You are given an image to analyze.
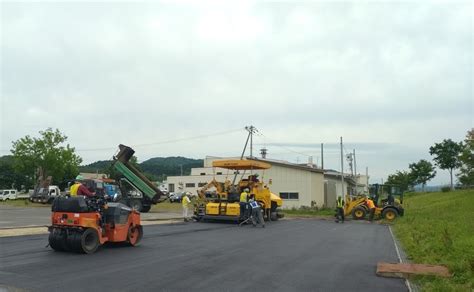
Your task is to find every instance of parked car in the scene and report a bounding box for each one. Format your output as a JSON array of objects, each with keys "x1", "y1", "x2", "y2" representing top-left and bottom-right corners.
[
  {"x1": 0, "y1": 190, "x2": 17, "y2": 201},
  {"x1": 169, "y1": 191, "x2": 196, "y2": 203}
]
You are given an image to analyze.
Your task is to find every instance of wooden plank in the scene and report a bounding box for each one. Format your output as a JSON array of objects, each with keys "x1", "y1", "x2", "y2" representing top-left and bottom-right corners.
[{"x1": 376, "y1": 262, "x2": 451, "y2": 278}]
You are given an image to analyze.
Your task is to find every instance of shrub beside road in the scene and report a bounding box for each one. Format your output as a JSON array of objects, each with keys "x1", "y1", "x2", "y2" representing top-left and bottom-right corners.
[{"x1": 394, "y1": 190, "x2": 474, "y2": 291}]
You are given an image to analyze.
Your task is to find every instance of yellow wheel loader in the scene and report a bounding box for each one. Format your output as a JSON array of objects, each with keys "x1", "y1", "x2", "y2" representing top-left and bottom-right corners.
[{"x1": 343, "y1": 184, "x2": 404, "y2": 221}]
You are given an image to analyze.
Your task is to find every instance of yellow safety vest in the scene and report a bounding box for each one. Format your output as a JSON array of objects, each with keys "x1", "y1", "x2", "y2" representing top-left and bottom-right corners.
[
  {"x1": 70, "y1": 183, "x2": 81, "y2": 196},
  {"x1": 337, "y1": 198, "x2": 344, "y2": 208},
  {"x1": 240, "y1": 192, "x2": 248, "y2": 203},
  {"x1": 182, "y1": 196, "x2": 190, "y2": 207}
]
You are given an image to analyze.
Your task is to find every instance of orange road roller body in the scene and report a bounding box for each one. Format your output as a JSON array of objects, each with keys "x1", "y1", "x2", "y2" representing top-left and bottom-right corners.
[{"x1": 48, "y1": 197, "x2": 142, "y2": 254}]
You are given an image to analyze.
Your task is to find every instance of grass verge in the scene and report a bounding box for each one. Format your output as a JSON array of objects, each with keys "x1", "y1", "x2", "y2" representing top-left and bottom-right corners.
[
  {"x1": 0, "y1": 199, "x2": 49, "y2": 208},
  {"x1": 283, "y1": 207, "x2": 335, "y2": 217},
  {"x1": 393, "y1": 189, "x2": 474, "y2": 291},
  {"x1": 150, "y1": 201, "x2": 182, "y2": 213}
]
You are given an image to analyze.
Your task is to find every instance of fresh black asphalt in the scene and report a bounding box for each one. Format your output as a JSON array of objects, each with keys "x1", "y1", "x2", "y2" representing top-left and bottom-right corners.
[{"x1": 0, "y1": 219, "x2": 406, "y2": 292}]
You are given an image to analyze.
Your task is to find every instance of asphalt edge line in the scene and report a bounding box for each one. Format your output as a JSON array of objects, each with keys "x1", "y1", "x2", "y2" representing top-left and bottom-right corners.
[{"x1": 389, "y1": 225, "x2": 413, "y2": 292}]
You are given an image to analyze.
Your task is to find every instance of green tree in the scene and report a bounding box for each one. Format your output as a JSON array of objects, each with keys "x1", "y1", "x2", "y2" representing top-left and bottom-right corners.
[
  {"x1": 429, "y1": 139, "x2": 463, "y2": 190},
  {"x1": 0, "y1": 155, "x2": 29, "y2": 189},
  {"x1": 386, "y1": 170, "x2": 416, "y2": 192},
  {"x1": 409, "y1": 159, "x2": 436, "y2": 192},
  {"x1": 11, "y1": 128, "x2": 82, "y2": 188},
  {"x1": 457, "y1": 129, "x2": 474, "y2": 187}
]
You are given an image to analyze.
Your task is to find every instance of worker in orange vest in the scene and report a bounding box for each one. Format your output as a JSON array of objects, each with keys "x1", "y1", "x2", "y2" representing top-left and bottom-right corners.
[{"x1": 366, "y1": 197, "x2": 376, "y2": 222}]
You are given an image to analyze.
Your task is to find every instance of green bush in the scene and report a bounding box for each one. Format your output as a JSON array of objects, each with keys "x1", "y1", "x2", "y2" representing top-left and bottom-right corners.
[{"x1": 441, "y1": 186, "x2": 451, "y2": 192}]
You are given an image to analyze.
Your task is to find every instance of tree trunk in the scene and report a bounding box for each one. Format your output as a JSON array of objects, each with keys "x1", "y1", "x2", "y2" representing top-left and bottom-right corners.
[
  {"x1": 422, "y1": 183, "x2": 425, "y2": 192},
  {"x1": 449, "y1": 168, "x2": 453, "y2": 190}
]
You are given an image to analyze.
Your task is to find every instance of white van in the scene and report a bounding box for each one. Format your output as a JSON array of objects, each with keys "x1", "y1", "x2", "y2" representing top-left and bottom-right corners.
[{"x1": 0, "y1": 190, "x2": 17, "y2": 201}]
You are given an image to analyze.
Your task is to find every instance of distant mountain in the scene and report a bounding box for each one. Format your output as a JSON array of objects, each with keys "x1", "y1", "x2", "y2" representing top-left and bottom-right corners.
[
  {"x1": 79, "y1": 157, "x2": 203, "y2": 181},
  {"x1": 140, "y1": 157, "x2": 203, "y2": 177},
  {"x1": 79, "y1": 160, "x2": 113, "y2": 173}
]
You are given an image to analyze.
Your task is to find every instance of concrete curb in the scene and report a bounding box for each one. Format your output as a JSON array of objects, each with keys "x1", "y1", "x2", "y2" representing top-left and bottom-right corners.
[
  {"x1": 0, "y1": 218, "x2": 183, "y2": 231},
  {"x1": 388, "y1": 225, "x2": 419, "y2": 292},
  {"x1": 0, "y1": 225, "x2": 48, "y2": 230}
]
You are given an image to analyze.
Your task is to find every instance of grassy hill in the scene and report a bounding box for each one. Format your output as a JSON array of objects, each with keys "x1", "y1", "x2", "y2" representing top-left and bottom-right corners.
[
  {"x1": 140, "y1": 156, "x2": 203, "y2": 177},
  {"x1": 393, "y1": 190, "x2": 474, "y2": 291},
  {"x1": 79, "y1": 157, "x2": 203, "y2": 181}
]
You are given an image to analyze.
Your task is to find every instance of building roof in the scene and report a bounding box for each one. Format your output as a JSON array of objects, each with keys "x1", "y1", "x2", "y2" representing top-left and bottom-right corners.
[
  {"x1": 249, "y1": 157, "x2": 324, "y2": 174},
  {"x1": 212, "y1": 159, "x2": 271, "y2": 170}
]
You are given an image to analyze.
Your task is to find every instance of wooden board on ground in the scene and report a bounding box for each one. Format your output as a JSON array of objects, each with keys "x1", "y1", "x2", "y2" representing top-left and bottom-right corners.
[{"x1": 376, "y1": 262, "x2": 451, "y2": 278}]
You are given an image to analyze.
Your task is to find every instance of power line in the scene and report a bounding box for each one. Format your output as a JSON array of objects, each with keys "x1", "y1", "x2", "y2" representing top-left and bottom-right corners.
[
  {"x1": 74, "y1": 128, "x2": 244, "y2": 152},
  {"x1": 255, "y1": 131, "x2": 311, "y2": 157}
]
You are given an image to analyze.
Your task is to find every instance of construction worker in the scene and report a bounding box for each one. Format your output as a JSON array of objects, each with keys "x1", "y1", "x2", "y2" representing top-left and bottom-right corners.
[
  {"x1": 70, "y1": 175, "x2": 94, "y2": 197},
  {"x1": 366, "y1": 197, "x2": 376, "y2": 222},
  {"x1": 249, "y1": 194, "x2": 265, "y2": 228},
  {"x1": 182, "y1": 193, "x2": 191, "y2": 222},
  {"x1": 335, "y1": 196, "x2": 345, "y2": 223},
  {"x1": 240, "y1": 188, "x2": 249, "y2": 219}
]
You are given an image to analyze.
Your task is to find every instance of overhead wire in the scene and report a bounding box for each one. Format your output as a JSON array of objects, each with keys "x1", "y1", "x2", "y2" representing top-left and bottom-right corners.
[
  {"x1": 254, "y1": 130, "x2": 311, "y2": 157},
  {"x1": 75, "y1": 128, "x2": 244, "y2": 152}
]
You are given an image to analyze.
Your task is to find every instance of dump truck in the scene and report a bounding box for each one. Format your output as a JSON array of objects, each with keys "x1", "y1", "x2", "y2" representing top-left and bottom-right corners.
[
  {"x1": 194, "y1": 159, "x2": 284, "y2": 222},
  {"x1": 112, "y1": 144, "x2": 166, "y2": 212}
]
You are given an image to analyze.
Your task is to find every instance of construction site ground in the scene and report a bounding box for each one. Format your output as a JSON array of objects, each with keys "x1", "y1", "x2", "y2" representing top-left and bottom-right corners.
[
  {"x1": 0, "y1": 205, "x2": 181, "y2": 229},
  {"x1": 0, "y1": 219, "x2": 406, "y2": 291}
]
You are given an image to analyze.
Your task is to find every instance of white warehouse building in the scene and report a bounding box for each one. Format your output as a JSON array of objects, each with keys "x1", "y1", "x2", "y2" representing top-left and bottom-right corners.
[{"x1": 166, "y1": 156, "x2": 367, "y2": 209}]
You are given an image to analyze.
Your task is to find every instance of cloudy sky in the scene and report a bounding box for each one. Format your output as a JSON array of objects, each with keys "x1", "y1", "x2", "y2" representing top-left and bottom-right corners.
[{"x1": 1, "y1": 0, "x2": 472, "y2": 185}]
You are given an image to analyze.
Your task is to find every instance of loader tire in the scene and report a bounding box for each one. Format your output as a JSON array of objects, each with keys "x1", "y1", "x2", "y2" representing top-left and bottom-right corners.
[
  {"x1": 80, "y1": 228, "x2": 100, "y2": 254},
  {"x1": 382, "y1": 208, "x2": 398, "y2": 221},
  {"x1": 352, "y1": 206, "x2": 367, "y2": 220},
  {"x1": 128, "y1": 225, "x2": 143, "y2": 247},
  {"x1": 141, "y1": 205, "x2": 151, "y2": 213}
]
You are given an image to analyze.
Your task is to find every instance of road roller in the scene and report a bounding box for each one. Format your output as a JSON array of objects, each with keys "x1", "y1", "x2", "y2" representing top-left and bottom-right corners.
[{"x1": 48, "y1": 196, "x2": 143, "y2": 254}]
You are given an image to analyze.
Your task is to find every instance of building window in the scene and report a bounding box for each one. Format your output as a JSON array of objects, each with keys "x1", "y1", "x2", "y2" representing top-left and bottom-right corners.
[
  {"x1": 216, "y1": 172, "x2": 222, "y2": 175},
  {"x1": 198, "y1": 183, "x2": 207, "y2": 187},
  {"x1": 169, "y1": 184, "x2": 175, "y2": 192},
  {"x1": 279, "y1": 192, "x2": 299, "y2": 200},
  {"x1": 185, "y1": 183, "x2": 195, "y2": 188},
  {"x1": 200, "y1": 173, "x2": 206, "y2": 175}
]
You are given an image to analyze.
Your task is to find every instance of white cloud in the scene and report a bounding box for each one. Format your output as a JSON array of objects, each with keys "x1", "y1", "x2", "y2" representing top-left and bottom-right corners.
[{"x1": 0, "y1": 1, "x2": 472, "y2": 185}]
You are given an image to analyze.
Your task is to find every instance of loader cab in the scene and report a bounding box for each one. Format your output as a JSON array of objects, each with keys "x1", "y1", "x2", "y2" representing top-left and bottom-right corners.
[{"x1": 370, "y1": 184, "x2": 403, "y2": 207}]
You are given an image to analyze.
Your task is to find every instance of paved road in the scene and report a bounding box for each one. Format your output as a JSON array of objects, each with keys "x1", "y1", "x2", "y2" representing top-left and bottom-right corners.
[
  {"x1": 0, "y1": 219, "x2": 406, "y2": 292},
  {"x1": 0, "y1": 206, "x2": 181, "y2": 228}
]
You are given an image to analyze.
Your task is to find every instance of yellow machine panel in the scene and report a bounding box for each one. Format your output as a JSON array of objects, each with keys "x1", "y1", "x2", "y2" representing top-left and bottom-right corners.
[
  {"x1": 225, "y1": 203, "x2": 240, "y2": 216},
  {"x1": 206, "y1": 203, "x2": 220, "y2": 215}
]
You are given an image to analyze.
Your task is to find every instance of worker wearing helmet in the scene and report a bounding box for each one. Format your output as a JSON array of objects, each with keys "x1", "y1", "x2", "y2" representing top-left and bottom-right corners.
[
  {"x1": 335, "y1": 196, "x2": 345, "y2": 223},
  {"x1": 182, "y1": 192, "x2": 191, "y2": 222},
  {"x1": 240, "y1": 188, "x2": 249, "y2": 220},
  {"x1": 366, "y1": 197, "x2": 376, "y2": 222},
  {"x1": 249, "y1": 194, "x2": 265, "y2": 228},
  {"x1": 70, "y1": 175, "x2": 94, "y2": 197}
]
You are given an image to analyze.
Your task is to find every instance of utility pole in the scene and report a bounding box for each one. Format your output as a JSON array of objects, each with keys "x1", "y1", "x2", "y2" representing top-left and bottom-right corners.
[
  {"x1": 353, "y1": 149, "x2": 357, "y2": 176},
  {"x1": 245, "y1": 125, "x2": 257, "y2": 158},
  {"x1": 366, "y1": 166, "x2": 369, "y2": 194},
  {"x1": 321, "y1": 143, "x2": 324, "y2": 169},
  {"x1": 340, "y1": 137, "x2": 344, "y2": 198}
]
